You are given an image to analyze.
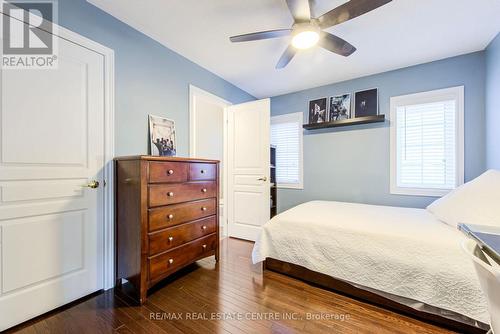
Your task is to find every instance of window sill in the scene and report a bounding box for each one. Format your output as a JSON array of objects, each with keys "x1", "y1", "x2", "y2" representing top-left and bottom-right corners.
[
  {"x1": 276, "y1": 184, "x2": 303, "y2": 190},
  {"x1": 390, "y1": 186, "x2": 452, "y2": 197}
]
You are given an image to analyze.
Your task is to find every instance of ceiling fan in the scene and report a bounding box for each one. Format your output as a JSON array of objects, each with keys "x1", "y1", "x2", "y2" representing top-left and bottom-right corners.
[{"x1": 229, "y1": 0, "x2": 392, "y2": 69}]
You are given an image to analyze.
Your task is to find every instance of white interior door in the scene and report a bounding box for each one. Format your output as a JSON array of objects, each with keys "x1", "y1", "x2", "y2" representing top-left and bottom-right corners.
[
  {"x1": 0, "y1": 18, "x2": 106, "y2": 331},
  {"x1": 189, "y1": 86, "x2": 230, "y2": 237},
  {"x1": 227, "y1": 99, "x2": 270, "y2": 241}
]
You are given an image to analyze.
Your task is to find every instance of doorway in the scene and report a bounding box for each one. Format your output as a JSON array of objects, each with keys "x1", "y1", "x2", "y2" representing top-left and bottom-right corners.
[
  {"x1": 190, "y1": 88, "x2": 271, "y2": 241},
  {"x1": 189, "y1": 85, "x2": 230, "y2": 237}
]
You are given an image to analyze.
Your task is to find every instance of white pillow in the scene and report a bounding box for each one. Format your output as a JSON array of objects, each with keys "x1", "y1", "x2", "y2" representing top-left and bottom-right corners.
[{"x1": 427, "y1": 170, "x2": 500, "y2": 228}]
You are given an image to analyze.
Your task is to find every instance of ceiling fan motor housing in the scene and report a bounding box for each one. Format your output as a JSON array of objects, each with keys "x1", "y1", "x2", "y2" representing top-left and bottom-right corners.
[{"x1": 292, "y1": 21, "x2": 320, "y2": 37}]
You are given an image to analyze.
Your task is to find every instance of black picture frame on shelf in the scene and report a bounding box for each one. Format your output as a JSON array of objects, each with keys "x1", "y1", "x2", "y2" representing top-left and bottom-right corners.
[
  {"x1": 308, "y1": 97, "x2": 327, "y2": 124},
  {"x1": 354, "y1": 88, "x2": 378, "y2": 118},
  {"x1": 329, "y1": 93, "x2": 351, "y2": 121}
]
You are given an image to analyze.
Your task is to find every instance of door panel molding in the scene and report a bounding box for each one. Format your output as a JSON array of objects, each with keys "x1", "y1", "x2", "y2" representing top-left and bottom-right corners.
[{"x1": 2, "y1": 211, "x2": 86, "y2": 294}]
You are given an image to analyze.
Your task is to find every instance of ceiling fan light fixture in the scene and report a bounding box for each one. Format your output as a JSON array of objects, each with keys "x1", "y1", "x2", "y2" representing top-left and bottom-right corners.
[
  {"x1": 291, "y1": 23, "x2": 320, "y2": 49},
  {"x1": 292, "y1": 31, "x2": 319, "y2": 49}
]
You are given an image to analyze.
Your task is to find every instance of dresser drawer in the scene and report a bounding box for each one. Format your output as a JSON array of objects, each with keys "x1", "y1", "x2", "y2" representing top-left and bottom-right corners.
[
  {"x1": 149, "y1": 233, "x2": 217, "y2": 283},
  {"x1": 148, "y1": 198, "x2": 216, "y2": 231},
  {"x1": 189, "y1": 163, "x2": 216, "y2": 181},
  {"x1": 149, "y1": 216, "x2": 216, "y2": 255},
  {"x1": 149, "y1": 161, "x2": 188, "y2": 183},
  {"x1": 148, "y1": 182, "x2": 216, "y2": 207}
]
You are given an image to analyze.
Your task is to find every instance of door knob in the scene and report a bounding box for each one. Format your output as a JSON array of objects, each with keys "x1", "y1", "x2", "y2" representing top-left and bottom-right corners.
[
  {"x1": 257, "y1": 177, "x2": 267, "y2": 182},
  {"x1": 82, "y1": 180, "x2": 100, "y2": 189}
]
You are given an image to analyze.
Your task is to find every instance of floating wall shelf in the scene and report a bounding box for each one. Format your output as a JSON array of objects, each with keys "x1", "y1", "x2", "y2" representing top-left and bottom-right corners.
[{"x1": 303, "y1": 115, "x2": 385, "y2": 130}]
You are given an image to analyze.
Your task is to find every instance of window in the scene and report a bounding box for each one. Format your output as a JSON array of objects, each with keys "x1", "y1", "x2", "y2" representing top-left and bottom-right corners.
[
  {"x1": 271, "y1": 112, "x2": 303, "y2": 189},
  {"x1": 390, "y1": 86, "x2": 464, "y2": 196}
]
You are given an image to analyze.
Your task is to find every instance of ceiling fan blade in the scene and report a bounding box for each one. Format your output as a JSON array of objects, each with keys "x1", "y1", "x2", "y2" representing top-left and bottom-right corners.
[
  {"x1": 317, "y1": 0, "x2": 392, "y2": 29},
  {"x1": 285, "y1": 0, "x2": 312, "y2": 22},
  {"x1": 318, "y1": 32, "x2": 356, "y2": 57},
  {"x1": 230, "y1": 29, "x2": 292, "y2": 43},
  {"x1": 276, "y1": 45, "x2": 297, "y2": 69}
]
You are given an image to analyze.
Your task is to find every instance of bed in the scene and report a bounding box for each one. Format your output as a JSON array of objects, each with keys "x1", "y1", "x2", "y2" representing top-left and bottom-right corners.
[{"x1": 252, "y1": 200, "x2": 490, "y2": 332}]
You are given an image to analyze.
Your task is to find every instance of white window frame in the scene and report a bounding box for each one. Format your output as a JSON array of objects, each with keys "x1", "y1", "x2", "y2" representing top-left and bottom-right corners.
[
  {"x1": 390, "y1": 86, "x2": 465, "y2": 197},
  {"x1": 271, "y1": 112, "x2": 304, "y2": 190}
]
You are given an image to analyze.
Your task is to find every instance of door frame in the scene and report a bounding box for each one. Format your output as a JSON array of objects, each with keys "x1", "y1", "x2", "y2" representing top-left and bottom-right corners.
[
  {"x1": 189, "y1": 85, "x2": 230, "y2": 237},
  {"x1": 1, "y1": 7, "x2": 116, "y2": 290}
]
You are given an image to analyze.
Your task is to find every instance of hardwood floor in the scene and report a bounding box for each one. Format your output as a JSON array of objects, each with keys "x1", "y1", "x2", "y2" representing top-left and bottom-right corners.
[{"x1": 8, "y1": 238, "x2": 458, "y2": 334}]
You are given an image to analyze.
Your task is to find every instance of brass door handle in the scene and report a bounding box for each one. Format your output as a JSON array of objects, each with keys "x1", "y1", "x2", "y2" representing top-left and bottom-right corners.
[
  {"x1": 82, "y1": 180, "x2": 100, "y2": 189},
  {"x1": 258, "y1": 177, "x2": 267, "y2": 182}
]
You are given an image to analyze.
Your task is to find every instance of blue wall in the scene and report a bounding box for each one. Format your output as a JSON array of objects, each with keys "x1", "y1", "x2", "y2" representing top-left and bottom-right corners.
[
  {"x1": 271, "y1": 52, "x2": 486, "y2": 211},
  {"x1": 57, "y1": 0, "x2": 255, "y2": 156},
  {"x1": 486, "y1": 33, "x2": 500, "y2": 169}
]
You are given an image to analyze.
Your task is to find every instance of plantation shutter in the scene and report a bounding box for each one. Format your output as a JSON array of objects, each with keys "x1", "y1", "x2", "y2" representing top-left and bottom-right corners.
[
  {"x1": 271, "y1": 113, "x2": 303, "y2": 187},
  {"x1": 396, "y1": 100, "x2": 457, "y2": 190}
]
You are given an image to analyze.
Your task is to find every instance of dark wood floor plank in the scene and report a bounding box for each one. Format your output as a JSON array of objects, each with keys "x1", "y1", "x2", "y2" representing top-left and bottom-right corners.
[
  {"x1": 113, "y1": 293, "x2": 187, "y2": 334},
  {"x1": 7, "y1": 238, "x2": 464, "y2": 334},
  {"x1": 181, "y1": 262, "x2": 417, "y2": 334}
]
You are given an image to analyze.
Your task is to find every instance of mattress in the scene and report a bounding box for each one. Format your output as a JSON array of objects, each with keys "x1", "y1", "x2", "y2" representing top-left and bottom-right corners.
[{"x1": 252, "y1": 200, "x2": 489, "y2": 325}]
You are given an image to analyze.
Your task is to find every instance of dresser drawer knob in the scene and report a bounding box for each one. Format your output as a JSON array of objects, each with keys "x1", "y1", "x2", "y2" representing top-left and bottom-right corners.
[
  {"x1": 168, "y1": 214, "x2": 174, "y2": 220},
  {"x1": 202, "y1": 188, "x2": 207, "y2": 193},
  {"x1": 201, "y1": 207, "x2": 207, "y2": 211},
  {"x1": 202, "y1": 244, "x2": 207, "y2": 249},
  {"x1": 200, "y1": 169, "x2": 205, "y2": 174},
  {"x1": 168, "y1": 258, "x2": 174, "y2": 264},
  {"x1": 202, "y1": 225, "x2": 207, "y2": 230},
  {"x1": 168, "y1": 236, "x2": 174, "y2": 242},
  {"x1": 167, "y1": 192, "x2": 174, "y2": 197},
  {"x1": 167, "y1": 169, "x2": 174, "y2": 175}
]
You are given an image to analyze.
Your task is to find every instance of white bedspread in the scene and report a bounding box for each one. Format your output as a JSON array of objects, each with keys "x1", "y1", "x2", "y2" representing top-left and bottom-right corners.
[{"x1": 252, "y1": 201, "x2": 488, "y2": 324}]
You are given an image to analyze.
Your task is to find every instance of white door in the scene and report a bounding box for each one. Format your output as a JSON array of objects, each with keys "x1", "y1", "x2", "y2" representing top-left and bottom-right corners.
[
  {"x1": 189, "y1": 86, "x2": 230, "y2": 237},
  {"x1": 227, "y1": 99, "x2": 270, "y2": 241},
  {"x1": 0, "y1": 19, "x2": 105, "y2": 331}
]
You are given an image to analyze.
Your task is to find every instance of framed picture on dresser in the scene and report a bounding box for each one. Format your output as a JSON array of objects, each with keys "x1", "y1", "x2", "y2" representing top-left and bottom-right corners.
[
  {"x1": 149, "y1": 115, "x2": 177, "y2": 156},
  {"x1": 354, "y1": 88, "x2": 378, "y2": 117}
]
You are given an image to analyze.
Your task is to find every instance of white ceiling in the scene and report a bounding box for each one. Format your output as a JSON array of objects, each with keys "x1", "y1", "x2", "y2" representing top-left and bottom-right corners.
[{"x1": 88, "y1": 0, "x2": 500, "y2": 98}]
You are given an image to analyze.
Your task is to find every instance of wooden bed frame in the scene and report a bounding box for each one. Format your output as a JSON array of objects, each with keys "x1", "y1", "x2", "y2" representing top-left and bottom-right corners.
[{"x1": 264, "y1": 258, "x2": 488, "y2": 334}]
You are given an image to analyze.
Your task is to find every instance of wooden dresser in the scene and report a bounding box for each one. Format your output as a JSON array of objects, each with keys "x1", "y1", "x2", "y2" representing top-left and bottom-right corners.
[{"x1": 114, "y1": 156, "x2": 219, "y2": 303}]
